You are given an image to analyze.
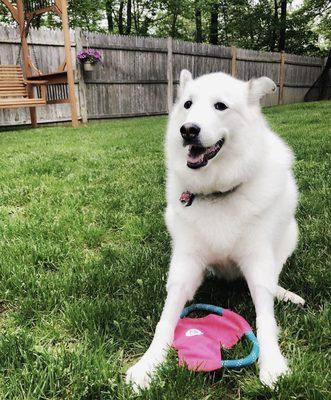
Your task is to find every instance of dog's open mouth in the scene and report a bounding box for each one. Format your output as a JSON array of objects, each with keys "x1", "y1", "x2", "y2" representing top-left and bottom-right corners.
[{"x1": 186, "y1": 138, "x2": 225, "y2": 169}]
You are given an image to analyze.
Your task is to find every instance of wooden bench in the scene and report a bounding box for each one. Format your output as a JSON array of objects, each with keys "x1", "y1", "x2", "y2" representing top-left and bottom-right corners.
[{"x1": 0, "y1": 65, "x2": 47, "y2": 109}]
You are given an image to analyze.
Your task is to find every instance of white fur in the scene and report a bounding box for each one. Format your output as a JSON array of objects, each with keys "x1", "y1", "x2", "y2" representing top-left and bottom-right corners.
[{"x1": 126, "y1": 71, "x2": 304, "y2": 391}]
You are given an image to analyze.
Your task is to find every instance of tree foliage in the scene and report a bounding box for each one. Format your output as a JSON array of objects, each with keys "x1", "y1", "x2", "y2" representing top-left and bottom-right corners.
[{"x1": 0, "y1": 0, "x2": 329, "y2": 55}]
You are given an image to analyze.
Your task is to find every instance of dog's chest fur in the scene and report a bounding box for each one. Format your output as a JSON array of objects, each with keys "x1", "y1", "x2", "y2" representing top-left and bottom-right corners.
[{"x1": 166, "y1": 184, "x2": 261, "y2": 264}]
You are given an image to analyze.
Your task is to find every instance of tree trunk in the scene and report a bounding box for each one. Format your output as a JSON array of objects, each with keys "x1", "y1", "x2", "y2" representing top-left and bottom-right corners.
[
  {"x1": 105, "y1": 0, "x2": 114, "y2": 33},
  {"x1": 221, "y1": 0, "x2": 228, "y2": 46},
  {"x1": 278, "y1": 0, "x2": 287, "y2": 51},
  {"x1": 270, "y1": 0, "x2": 278, "y2": 51},
  {"x1": 34, "y1": 15, "x2": 42, "y2": 29},
  {"x1": 171, "y1": 10, "x2": 178, "y2": 37},
  {"x1": 195, "y1": 7, "x2": 202, "y2": 43},
  {"x1": 133, "y1": 0, "x2": 140, "y2": 32},
  {"x1": 126, "y1": 0, "x2": 132, "y2": 35},
  {"x1": 118, "y1": 1, "x2": 124, "y2": 34},
  {"x1": 209, "y1": 3, "x2": 218, "y2": 45},
  {"x1": 141, "y1": 17, "x2": 151, "y2": 36}
]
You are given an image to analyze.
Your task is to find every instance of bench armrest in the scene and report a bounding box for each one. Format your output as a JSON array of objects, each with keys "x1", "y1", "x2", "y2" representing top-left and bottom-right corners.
[
  {"x1": 25, "y1": 80, "x2": 48, "y2": 101},
  {"x1": 25, "y1": 80, "x2": 48, "y2": 85}
]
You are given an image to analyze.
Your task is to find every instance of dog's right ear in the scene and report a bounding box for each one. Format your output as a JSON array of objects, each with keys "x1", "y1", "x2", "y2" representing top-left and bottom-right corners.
[{"x1": 178, "y1": 69, "x2": 192, "y2": 97}]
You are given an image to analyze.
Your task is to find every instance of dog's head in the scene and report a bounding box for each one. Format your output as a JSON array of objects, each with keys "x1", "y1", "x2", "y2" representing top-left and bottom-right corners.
[{"x1": 167, "y1": 70, "x2": 276, "y2": 172}]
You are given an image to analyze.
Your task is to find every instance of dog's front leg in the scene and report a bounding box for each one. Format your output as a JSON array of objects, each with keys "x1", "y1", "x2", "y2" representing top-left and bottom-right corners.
[
  {"x1": 126, "y1": 250, "x2": 204, "y2": 391},
  {"x1": 240, "y1": 249, "x2": 289, "y2": 388}
]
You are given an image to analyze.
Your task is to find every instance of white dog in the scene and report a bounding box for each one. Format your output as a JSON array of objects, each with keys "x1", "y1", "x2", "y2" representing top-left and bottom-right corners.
[{"x1": 126, "y1": 70, "x2": 305, "y2": 390}]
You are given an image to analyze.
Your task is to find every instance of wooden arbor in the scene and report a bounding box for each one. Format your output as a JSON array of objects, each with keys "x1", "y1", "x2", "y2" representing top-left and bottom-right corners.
[{"x1": 0, "y1": 0, "x2": 78, "y2": 127}]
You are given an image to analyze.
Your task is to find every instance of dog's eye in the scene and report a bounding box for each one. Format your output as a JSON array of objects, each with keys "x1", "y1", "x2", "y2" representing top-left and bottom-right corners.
[
  {"x1": 184, "y1": 100, "x2": 192, "y2": 109},
  {"x1": 214, "y1": 102, "x2": 228, "y2": 111}
]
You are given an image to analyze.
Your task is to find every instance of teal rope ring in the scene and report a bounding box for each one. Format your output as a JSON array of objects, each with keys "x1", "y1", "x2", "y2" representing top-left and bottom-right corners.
[{"x1": 180, "y1": 303, "x2": 259, "y2": 368}]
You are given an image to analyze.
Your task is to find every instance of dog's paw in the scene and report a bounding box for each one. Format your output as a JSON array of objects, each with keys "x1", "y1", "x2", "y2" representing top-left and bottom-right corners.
[
  {"x1": 126, "y1": 359, "x2": 155, "y2": 392},
  {"x1": 126, "y1": 350, "x2": 164, "y2": 392},
  {"x1": 277, "y1": 287, "x2": 305, "y2": 306},
  {"x1": 259, "y1": 353, "x2": 289, "y2": 388},
  {"x1": 282, "y1": 291, "x2": 305, "y2": 306}
]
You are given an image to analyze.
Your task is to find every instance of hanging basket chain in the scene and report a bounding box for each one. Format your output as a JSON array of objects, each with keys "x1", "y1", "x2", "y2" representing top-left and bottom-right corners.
[
  {"x1": 15, "y1": 16, "x2": 41, "y2": 73},
  {"x1": 30, "y1": 32, "x2": 41, "y2": 72},
  {"x1": 15, "y1": 42, "x2": 22, "y2": 66}
]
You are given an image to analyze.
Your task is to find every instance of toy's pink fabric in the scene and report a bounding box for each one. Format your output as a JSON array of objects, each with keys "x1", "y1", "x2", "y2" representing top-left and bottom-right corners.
[{"x1": 172, "y1": 309, "x2": 252, "y2": 371}]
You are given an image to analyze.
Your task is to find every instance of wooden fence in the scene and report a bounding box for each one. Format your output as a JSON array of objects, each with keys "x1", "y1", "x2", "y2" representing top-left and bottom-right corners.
[{"x1": 0, "y1": 24, "x2": 325, "y2": 126}]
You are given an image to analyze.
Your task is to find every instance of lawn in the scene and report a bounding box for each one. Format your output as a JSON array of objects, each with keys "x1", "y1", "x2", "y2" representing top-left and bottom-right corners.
[{"x1": 0, "y1": 101, "x2": 329, "y2": 400}]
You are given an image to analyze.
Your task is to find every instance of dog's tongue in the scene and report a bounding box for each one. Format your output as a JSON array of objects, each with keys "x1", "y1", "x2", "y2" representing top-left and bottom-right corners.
[
  {"x1": 187, "y1": 145, "x2": 206, "y2": 165},
  {"x1": 187, "y1": 153, "x2": 205, "y2": 164},
  {"x1": 186, "y1": 139, "x2": 225, "y2": 169}
]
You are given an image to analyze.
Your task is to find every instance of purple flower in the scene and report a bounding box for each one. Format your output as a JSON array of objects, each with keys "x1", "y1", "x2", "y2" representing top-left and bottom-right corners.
[{"x1": 77, "y1": 49, "x2": 102, "y2": 65}]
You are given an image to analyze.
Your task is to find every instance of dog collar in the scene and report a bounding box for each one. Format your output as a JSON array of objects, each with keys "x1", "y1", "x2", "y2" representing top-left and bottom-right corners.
[{"x1": 179, "y1": 184, "x2": 241, "y2": 207}]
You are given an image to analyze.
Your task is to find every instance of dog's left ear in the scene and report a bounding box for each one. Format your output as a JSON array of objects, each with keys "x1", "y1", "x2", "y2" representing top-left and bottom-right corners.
[
  {"x1": 178, "y1": 69, "x2": 192, "y2": 97},
  {"x1": 248, "y1": 77, "x2": 277, "y2": 103}
]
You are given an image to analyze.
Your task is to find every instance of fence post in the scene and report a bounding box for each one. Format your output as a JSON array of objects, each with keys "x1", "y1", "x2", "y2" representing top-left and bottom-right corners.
[
  {"x1": 167, "y1": 37, "x2": 173, "y2": 114},
  {"x1": 278, "y1": 51, "x2": 285, "y2": 105},
  {"x1": 231, "y1": 46, "x2": 237, "y2": 77},
  {"x1": 321, "y1": 55, "x2": 327, "y2": 70},
  {"x1": 75, "y1": 27, "x2": 88, "y2": 123}
]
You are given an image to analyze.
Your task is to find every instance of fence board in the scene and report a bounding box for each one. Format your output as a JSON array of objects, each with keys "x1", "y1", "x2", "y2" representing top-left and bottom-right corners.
[{"x1": 0, "y1": 24, "x2": 325, "y2": 126}]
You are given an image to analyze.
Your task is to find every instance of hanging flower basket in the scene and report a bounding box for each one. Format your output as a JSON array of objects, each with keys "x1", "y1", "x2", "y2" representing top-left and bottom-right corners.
[
  {"x1": 83, "y1": 62, "x2": 94, "y2": 72},
  {"x1": 77, "y1": 49, "x2": 102, "y2": 72}
]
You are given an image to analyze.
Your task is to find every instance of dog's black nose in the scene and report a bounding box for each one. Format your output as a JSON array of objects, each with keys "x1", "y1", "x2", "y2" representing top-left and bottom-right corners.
[{"x1": 180, "y1": 123, "x2": 201, "y2": 141}]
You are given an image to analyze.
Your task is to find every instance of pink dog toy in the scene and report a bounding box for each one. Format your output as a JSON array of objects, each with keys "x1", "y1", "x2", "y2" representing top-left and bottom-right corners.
[{"x1": 173, "y1": 304, "x2": 259, "y2": 371}]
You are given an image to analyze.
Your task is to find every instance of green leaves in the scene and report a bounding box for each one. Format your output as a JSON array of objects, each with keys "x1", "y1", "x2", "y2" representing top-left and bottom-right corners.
[{"x1": 1, "y1": 1, "x2": 328, "y2": 55}]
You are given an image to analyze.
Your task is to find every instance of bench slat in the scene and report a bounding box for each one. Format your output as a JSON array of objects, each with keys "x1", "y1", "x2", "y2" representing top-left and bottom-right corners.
[
  {"x1": 0, "y1": 99, "x2": 46, "y2": 109},
  {"x1": 0, "y1": 86, "x2": 26, "y2": 90},
  {"x1": 0, "y1": 100, "x2": 44, "y2": 105},
  {"x1": 0, "y1": 87, "x2": 26, "y2": 91},
  {"x1": 0, "y1": 93, "x2": 28, "y2": 97}
]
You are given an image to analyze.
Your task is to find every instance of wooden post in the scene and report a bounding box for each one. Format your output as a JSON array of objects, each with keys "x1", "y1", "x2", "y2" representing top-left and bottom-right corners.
[
  {"x1": 319, "y1": 55, "x2": 328, "y2": 100},
  {"x1": 231, "y1": 46, "x2": 237, "y2": 77},
  {"x1": 16, "y1": 0, "x2": 37, "y2": 127},
  {"x1": 321, "y1": 55, "x2": 327, "y2": 70},
  {"x1": 167, "y1": 37, "x2": 173, "y2": 114},
  {"x1": 75, "y1": 28, "x2": 88, "y2": 123},
  {"x1": 60, "y1": 0, "x2": 79, "y2": 127},
  {"x1": 278, "y1": 51, "x2": 285, "y2": 105}
]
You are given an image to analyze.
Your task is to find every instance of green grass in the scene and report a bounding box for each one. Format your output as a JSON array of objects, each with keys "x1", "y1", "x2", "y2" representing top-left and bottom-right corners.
[{"x1": 0, "y1": 101, "x2": 329, "y2": 399}]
